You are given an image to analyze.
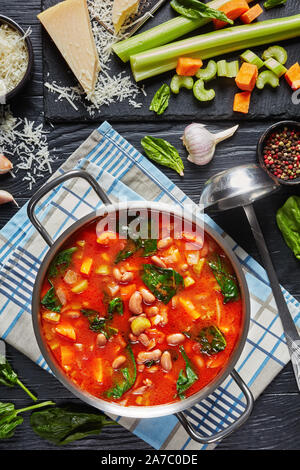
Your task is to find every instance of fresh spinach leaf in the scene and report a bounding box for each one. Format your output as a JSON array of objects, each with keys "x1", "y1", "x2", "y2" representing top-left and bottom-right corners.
[
  {"x1": 0, "y1": 354, "x2": 37, "y2": 401},
  {"x1": 106, "y1": 345, "x2": 137, "y2": 399},
  {"x1": 170, "y1": 0, "x2": 233, "y2": 23},
  {"x1": 30, "y1": 406, "x2": 115, "y2": 445},
  {"x1": 264, "y1": 0, "x2": 287, "y2": 9},
  {"x1": 149, "y1": 84, "x2": 170, "y2": 115},
  {"x1": 48, "y1": 247, "x2": 78, "y2": 278},
  {"x1": 108, "y1": 297, "x2": 124, "y2": 317},
  {"x1": 142, "y1": 264, "x2": 184, "y2": 304},
  {"x1": 196, "y1": 325, "x2": 226, "y2": 355},
  {"x1": 41, "y1": 281, "x2": 62, "y2": 312},
  {"x1": 0, "y1": 401, "x2": 54, "y2": 440},
  {"x1": 176, "y1": 346, "x2": 198, "y2": 400},
  {"x1": 276, "y1": 195, "x2": 300, "y2": 261},
  {"x1": 141, "y1": 136, "x2": 184, "y2": 177},
  {"x1": 208, "y1": 254, "x2": 239, "y2": 304}
]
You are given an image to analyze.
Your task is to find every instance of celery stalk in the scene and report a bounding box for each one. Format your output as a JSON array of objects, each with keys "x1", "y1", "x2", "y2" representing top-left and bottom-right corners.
[
  {"x1": 130, "y1": 14, "x2": 300, "y2": 81},
  {"x1": 112, "y1": 0, "x2": 248, "y2": 63}
]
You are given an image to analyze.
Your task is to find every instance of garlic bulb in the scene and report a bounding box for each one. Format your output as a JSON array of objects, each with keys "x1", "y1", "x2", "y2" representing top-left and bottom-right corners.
[
  {"x1": 0, "y1": 154, "x2": 13, "y2": 174},
  {"x1": 0, "y1": 190, "x2": 18, "y2": 206},
  {"x1": 182, "y1": 123, "x2": 239, "y2": 166}
]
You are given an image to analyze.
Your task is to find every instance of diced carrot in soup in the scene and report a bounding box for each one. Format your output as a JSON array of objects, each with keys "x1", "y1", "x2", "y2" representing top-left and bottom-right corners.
[
  {"x1": 55, "y1": 323, "x2": 76, "y2": 341},
  {"x1": 39, "y1": 213, "x2": 242, "y2": 407}
]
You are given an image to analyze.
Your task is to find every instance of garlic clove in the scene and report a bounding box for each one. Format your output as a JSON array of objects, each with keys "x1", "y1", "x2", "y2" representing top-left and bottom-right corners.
[
  {"x1": 182, "y1": 123, "x2": 239, "y2": 166},
  {"x1": 0, "y1": 190, "x2": 18, "y2": 206},
  {"x1": 0, "y1": 154, "x2": 13, "y2": 174}
]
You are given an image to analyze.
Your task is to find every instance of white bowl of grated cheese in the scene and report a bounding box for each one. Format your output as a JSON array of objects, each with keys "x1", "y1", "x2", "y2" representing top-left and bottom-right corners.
[{"x1": 0, "y1": 15, "x2": 33, "y2": 103}]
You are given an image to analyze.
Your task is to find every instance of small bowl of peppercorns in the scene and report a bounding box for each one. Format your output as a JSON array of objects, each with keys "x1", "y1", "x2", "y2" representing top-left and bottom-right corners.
[{"x1": 257, "y1": 121, "x2": 300, "y2": 185}]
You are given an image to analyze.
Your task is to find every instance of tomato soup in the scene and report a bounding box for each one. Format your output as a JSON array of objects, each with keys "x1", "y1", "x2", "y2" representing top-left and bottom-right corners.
[{"x1": 40, "y1": 214, "x2": 242, "y2": 407}]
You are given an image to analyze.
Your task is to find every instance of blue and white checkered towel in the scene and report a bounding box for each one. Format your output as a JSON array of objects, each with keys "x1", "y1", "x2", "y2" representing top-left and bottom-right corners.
[{"x1": 0, "y1": 122, "x2": 299, "y2": 450}]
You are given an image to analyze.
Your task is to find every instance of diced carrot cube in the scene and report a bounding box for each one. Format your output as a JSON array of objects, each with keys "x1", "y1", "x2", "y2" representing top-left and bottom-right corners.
[
  {"x1": 120, "y1": 283, "x2": 136, "y2": 300},
  {"x1": 178, "y1": 297, "x2": 202, "y2": 320},
  {"x1": 176, "y1": 57, "x2": 203, "y2": 76},
  {"x1": 93, "y1": 357, "x2": 104, "y2": 383},
  {"x1": 55, "y1": 323, "x2": 76, "y2": 341},
  {"x1": 213, "y1": 0, "x2": 249, "y2": 29},
  {"x1": 240, "y1": 4, "x2": 263, "y2": 24},
  {"x1": 80, "y1": 257, "x2": 93, "y2": 275},
  {"x1": 235, "y1": 62, "x2": 258, "y2": 91},
  {"x1": 233, "y1": 91, "x2": 251, "y2": 114},
  {"x1": 285, "y1": 63, "x2": 300, "y2": 90},
  {"x1": 60, "y1": 345, "x2": 74, "y2": 366}
]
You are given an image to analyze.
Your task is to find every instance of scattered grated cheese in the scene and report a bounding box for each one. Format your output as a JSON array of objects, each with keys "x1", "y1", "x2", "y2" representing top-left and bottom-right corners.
[
  {"x1": 45, "y1": 0, "x2": 143, "y2": 114},
  {"x1": 0, "y1": 106, "x2": 56, "y2": 190},
  {"x1": 0, "y1": 24, "x2": 31, "y2": 94}
]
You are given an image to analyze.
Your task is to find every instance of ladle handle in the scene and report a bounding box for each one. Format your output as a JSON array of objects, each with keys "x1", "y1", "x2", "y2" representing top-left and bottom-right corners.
[{"x1": 243, "y1": 203, "x2": 300, "y2": 391}]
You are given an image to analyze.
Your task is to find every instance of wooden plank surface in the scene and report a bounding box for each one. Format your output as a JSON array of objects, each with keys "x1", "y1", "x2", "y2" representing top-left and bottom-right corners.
[
  {"x1": 42, "y1": 0, "x2": 300, "y2": 122},
  {"x1": 0, "y1": 0, "x2": 300, "y2": 451}
]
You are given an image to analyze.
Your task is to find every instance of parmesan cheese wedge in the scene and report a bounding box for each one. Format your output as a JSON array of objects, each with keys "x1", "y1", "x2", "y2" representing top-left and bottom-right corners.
[
  {"x1": 37, "y1": 0, "x2": 100, "y2": 96},
  {"x1": 112, "y1": 0, "x2": 140, "y2": 33}
]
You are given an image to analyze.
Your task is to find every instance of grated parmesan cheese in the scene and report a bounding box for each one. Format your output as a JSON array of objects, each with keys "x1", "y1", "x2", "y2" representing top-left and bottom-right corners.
[
  {"x1": 45, "y1": 0, "x2": 143, "y2": 114},
  {"x1": 0, "y1": 24, "x2": 31, "y2": 95},
  {"x1": 0, "y1": 107, "x2": 56, "y2": 191}
]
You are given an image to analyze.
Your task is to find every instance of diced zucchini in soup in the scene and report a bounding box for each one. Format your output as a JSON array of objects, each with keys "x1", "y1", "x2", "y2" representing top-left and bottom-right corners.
[
  {"x1": 71, "y1": 279, "x2": 88, "y2": 294},
  {"x1": 39, "y1": 215, "x2": 242, "y2": 407}
]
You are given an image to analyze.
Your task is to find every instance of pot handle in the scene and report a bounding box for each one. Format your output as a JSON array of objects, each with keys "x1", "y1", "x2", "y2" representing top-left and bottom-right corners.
[
  {"x1": 176, "y1": 369, "x2": 254, "y2": 445},
  {"x1": 27, "y1": 169, "x2": 112, "y2": 247}
]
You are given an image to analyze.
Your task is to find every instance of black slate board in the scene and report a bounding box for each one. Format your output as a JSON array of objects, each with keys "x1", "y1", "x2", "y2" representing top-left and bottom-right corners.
[{"x1": 43, "y1": 0, "x2": 300, "y2": 122}]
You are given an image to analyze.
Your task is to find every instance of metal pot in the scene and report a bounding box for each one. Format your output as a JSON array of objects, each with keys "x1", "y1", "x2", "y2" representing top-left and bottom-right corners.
[{"x1": 28, "y1": 169, "x2": 254, "y2": 444}]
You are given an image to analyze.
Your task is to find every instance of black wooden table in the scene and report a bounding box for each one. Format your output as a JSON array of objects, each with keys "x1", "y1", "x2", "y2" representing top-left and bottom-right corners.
[{"x1": 0, "y1": 0, "x2": 299, "y2": 452}]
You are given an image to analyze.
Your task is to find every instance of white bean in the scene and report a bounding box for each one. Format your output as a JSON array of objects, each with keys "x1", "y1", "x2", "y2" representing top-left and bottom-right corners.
[
  {"x1": 129, "y1": 291, "x2": 143, "y2": 314},
  {"x1": 96, "y1": 333, "x2": 107, "y2": 347},
  {"x1": 139, "y1": 288, "x2": 156, "y2": 304},
  {"x1": 151, "y1": 256, "x2": 167, "y2": 268},
  {"x1": 157, "y1": 237, "x2": 173, "y2": 250},
  {"x1": 166, "y1": 333, "x2": 185, "y2": 346},
  {"x1": 161, "y1": 351, "x2": 172, "y2": 372},
  {"x1": 112, "y1": 355, "x2": 126, "y2": 369},
  {"x1": 137, "y1": 349, "x2": 162, "y2": 364}
]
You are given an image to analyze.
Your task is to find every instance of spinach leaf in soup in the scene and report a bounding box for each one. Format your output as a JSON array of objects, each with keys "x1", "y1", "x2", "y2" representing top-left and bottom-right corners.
[
  {"x1": 48, "y1": 247, "x2": 78, "y2": 278},
  {"x1": 114, "y1": 237, "x2": 141, "y2": 264},
  {"x1": 114, "y1": 235, "x2": 157, "y2": 263},
  {"x1": 142, "y1": 264, "x2": 184, "y2": 304},
  {"x1": 149, "y1": 84, "x2": 170, "y2": 115},
  {"x1": 141, "y1": 136, "x2": 184, "y2": 176},
  {"x1": 41, "y1": 280, "x2": 62, "y2": 312},
  {"x1": 106, "y1": 345, "x2": 137, "y2": 399},
  {"x1": 197, "y1": 325, "x2": 226, "y2": 356},
  {"x1": 81, "y1": 309, "x2": 118, "y2": 338},
  {"x1": 276, "y1": 195, "x2": 300, "y2": 261},
  {"x1": 108, "y1": 297, "x2": 124, "y2": 317},
  {"x1": 208, "y1": 254, "x2": 239, "y2": 304},
  {"x1": 176, "y1": 346, "x2": 198, "y2": 400},
  {"x1": 170, "y1": 0, "x2": 233, "y2": 23}
]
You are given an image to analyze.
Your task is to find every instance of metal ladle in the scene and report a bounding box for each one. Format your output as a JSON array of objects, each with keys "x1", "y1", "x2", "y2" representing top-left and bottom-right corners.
[{"x1": 200, "y1": 163, "x2": 300, "y2": 390}]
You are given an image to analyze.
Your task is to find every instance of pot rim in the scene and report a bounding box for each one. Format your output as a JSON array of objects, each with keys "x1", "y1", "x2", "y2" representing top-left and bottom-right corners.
[{"x1": 31, "y1": 201, "x2": 250, "y2": 419}]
